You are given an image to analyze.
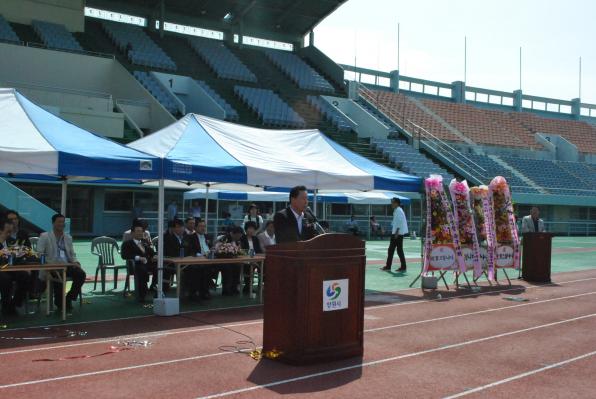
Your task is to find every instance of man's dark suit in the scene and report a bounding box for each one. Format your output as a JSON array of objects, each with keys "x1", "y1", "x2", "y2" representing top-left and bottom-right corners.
[
  {"x1": 0, "y1": 241, "x2": 29, "y2": 314},
  {"x1": 121, "y1": 239, "x2": 155, "y2": 301},
  {"x1": 273, "y1": 207, "x2": 317, "y2": 244},
  {"x1": 184, "y1": 231, "x2": 213, "y2": 299},
  {"x1": 240, "y1": 235, "x2": 263, "y2": 254}
]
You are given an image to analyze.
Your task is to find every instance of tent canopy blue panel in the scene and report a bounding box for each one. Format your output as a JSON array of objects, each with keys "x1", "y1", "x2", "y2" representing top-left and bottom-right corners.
[
  {"x1": 129, "y1": 114, "x2": 422, "y2": 192},
  {"x1": 0, "y1": 88, "x2": 160, "y2": 179}
]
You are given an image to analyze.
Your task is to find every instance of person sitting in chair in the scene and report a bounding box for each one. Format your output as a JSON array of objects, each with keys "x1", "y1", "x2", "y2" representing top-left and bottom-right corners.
[
  {"x1": 257, "y1": 220, "x2": 276, "y2": 253},
  {"x1": 370, "y1": 216, "x2": 384, "y2": 239},
  {"x1": 240, "y1": 221, "x2": 263, "y2": 294},
  {"x1": 37, "y1": 214, "x2": 86, "y2": 311},
  {"x1": 0, "y1": 218, "x2": 29, "y2": 316},
  {"x1": 121, "y1": 220, "x2": 156, "y2": 303},
  {"x1": 345, "y1": 215, "x2": 360, "y2": 236}
]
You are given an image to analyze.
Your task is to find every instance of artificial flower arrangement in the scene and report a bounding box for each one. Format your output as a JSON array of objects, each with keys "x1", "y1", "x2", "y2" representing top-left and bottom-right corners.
[
  {"x1": 423, "y1": 175, "x2": 465, "y2": 273},
  {"x1": 449, "y1": 179, "x2": 482, "y2": 277},
  {"x1": 0, "y1": 245, "x2": 38, "y2": 266},
  {"x1": 213, "y1": 241, "x2": 241, "y2": 259},
  {"x1": 489, "y1": 176, "x2": 520, "y2": 270},
  {"x1": 470, "y1": 186, "x2": 489, "y2": 243}
]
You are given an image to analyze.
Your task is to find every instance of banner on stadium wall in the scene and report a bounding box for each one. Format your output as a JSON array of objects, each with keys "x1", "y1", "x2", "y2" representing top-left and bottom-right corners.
[
  {"x1": 423, "y1": 175, "x2": 465, "y2": 273},
  {"x1": 470, "y1": 185, "x2": 496, "y2": 280},
  {"x1": 489, "y1": 176, "x2": 520, "y2": 270},
  {"x1": 449, "y1": 179, "x2": 482, "y2": 278}
]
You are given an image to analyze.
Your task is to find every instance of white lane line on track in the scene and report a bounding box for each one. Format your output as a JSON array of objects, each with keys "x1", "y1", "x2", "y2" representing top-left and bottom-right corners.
[
  {"x1": 442, "y1": 349, "x2": 596, "y2": 398},
  {"x1": 2, "y1": 297, "x2": 596, "y2": 390},
  {"x1": 194, "y1": 313, "x2": 596, "y2": 399},
  {"x1": 3, "y1": 276, "x2": 596, "y2": 356}
]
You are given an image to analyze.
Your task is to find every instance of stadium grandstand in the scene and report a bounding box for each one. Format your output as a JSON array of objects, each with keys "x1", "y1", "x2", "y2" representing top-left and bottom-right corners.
[{"x1": 0, "y1": 0, "x2": 594, "y2": 239}]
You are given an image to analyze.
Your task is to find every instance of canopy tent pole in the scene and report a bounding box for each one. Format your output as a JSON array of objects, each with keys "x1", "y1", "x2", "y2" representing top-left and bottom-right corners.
[
  {"x1": 156, "y1": 179, "x2": 165, "y2": 301},
  {"x1": 205, "y1": 183, "x2": 210, "y2": 233},
  {"x1": 182, "y1": 197, "x2": 185, "y2": 220},
  {"x1": 60, "y1": 179, "x2": 67, "y2": 216},
  {"x1": 313, "y1": 188, "x2": 318, "y2": 216},
  {"x1": 215, "y1": 198, "x2": 219, "y2": 235}
]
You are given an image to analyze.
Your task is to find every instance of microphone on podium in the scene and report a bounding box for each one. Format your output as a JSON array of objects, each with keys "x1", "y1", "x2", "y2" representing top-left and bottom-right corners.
[{"x1": 305, "y1": 206, "x2": 326, "y2": 235}]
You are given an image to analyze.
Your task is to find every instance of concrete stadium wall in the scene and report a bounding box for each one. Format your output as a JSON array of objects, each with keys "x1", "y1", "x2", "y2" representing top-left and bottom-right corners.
[
  {"x1": 0, "y1": 42, "x2": 175, "y2": 133},
  {"x1": 0, "y1": 0, "x2": 85, "y2": 32},
  {"x1": 322, "y1": 96, "x2": 390, "y2": 139}
]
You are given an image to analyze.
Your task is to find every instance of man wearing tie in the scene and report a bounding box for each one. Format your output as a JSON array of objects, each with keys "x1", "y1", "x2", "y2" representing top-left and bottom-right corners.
[
  {"x1": 521, "y1": 206, "x2": 545, "y2": 233},
  {"x1": 121, "y1": 221, "x2": 155, "y2": 303},
  {"x1": 273, "y1": 186, "x2": 318, "y2": 244}
]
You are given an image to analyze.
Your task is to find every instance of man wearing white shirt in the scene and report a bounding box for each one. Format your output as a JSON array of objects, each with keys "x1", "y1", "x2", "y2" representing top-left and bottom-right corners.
[
  {"x1": 382, "y1": 197, "x2": 408, "y2": 272},
  {"x1": 257, "y1": 220, "x2": 276, "y2": 253}
]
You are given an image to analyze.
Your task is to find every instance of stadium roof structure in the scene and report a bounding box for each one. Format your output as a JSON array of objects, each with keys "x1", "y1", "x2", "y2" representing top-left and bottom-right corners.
[{"x1": 88, "y1": 0, "x2": 347, "y2": 36}]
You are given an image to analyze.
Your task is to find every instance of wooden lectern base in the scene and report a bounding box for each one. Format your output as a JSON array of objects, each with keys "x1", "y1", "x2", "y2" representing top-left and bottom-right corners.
[
  {"x1": 262, "y1": 234, "x2": 365, "y2": 365},
  {"x1": 522, "y1": 232, "x2": 554, "y2": 283}
]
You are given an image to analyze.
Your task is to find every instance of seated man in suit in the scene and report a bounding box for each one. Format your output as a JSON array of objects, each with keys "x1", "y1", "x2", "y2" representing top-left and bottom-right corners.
[
  {"x1": 0, "y1": 218, "x2": 29, "y2": 316},
  {"x1": 521, "y1": 206, "x2": 545, "y2": 233},
  {"x1": 122, "y1": 218, "x2": 151, "y2": 243},
  {"x1": 183, "y1": 218, "x2": 213, "y2": 301},
  {"x1": 241, "y1": 221, "x2": 263, "y2": 294},
  {"x1": 161, "y1": 219, "x2": 187, "y2": 292},
  {"x1": 37, "y1": 214, "x2": 86, "y2": 311},
  {"x1": 121, "y1": 220, "x2": 156, "y2": 303},
  {"x1": 273, "y1": 185, "x2": 318, "y2": 244},
  {"x1": 218, "y1": 226, "x2": 244, "y2": 296}
]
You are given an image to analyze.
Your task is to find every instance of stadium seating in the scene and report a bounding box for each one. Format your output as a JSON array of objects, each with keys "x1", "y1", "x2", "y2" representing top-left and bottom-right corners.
[
  {"x1": 188, "y1": 37, "x2": 256, "y2": 83},
  {"x1": 234, "y1": 86, "x2": 305, "y2": 128},
  {"x1": 0, "y1": 15, "x2": 20, "y2": 43},
  {"x1": 500, "y1": 156, "x2": 592, "y2": 195},
  {"x1": 133, "y1": 71, "x2": 179, "y2": 114},
  {"x1": 420, "y1": 98, "x2": 530, "y2": 148},
  {"x1": 306, "y1": 95, "x2": 354, "y2": 132},
  {"x1": 263, "y1": 49, "x2": 334, "y2": 93},
  {"x1": 32, "y1": 20, "x2": 83, "y2": 52},
  {"x1": 195, "y1": 80, "x2": 239, "y2": 121},
  {"x1": 102, "y1": 22, "x2": 176, "y2": 71},
  {"x1": 361, "y1": 89, "x2": 462, "y2": 142},
  {"x1": 557, "y1": 161, "x2": 596, "y2": 190},
  {"x1": 463, "y1": 154, "x2": 540, "y2": 193},
  {"x1": 371, "y1": 137, "x2": 454, "y2": 181},
  {"x1": 511, "y1": 112, "x2": 596, "y2": 154}
]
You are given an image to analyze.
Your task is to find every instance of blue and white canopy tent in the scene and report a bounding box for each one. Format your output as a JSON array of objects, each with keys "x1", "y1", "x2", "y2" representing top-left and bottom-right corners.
[
  {"x1": 128, "y1": 113, "x2": 422, "y2": 305},
  {"x1": 0, "y1": 88, "x2": 160, "y2": 220}
]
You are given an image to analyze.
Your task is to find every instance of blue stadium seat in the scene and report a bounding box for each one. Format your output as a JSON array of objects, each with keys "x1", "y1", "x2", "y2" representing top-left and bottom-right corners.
[
  {"x1": 500, "y1": 156, "x2": 595, "y2": 195},
  {"x1": 103, "y1": 22, "x2": 176, "y2": 71},
  {"x1": 188, "y1": 37, "x2": 256, "y2": 83},
  {"x1": 263, "y1": 49, "x2": 334, "y2": 93},
  {"x1": 234, "y1": 85, "x2": 305, "y2": 128},
  {"x1": 371, "y1": 137, "x2": 454, "y2": 181},
  {"x1": 0, "y1": 14, "x2": 20, "y2": 43},
  {"x1": 32, "y1": 20, "x2": 83, "y2": 52}
]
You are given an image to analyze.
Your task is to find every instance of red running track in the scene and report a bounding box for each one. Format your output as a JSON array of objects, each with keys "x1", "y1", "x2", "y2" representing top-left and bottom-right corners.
[{"x1": 1, "y1": 269, "x2": 596, "y2": 399}]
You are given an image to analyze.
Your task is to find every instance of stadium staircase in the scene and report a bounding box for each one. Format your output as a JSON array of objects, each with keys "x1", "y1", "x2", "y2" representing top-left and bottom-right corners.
[{"x1": 0, "y1": 178, "x2": 54, "y2": 232}]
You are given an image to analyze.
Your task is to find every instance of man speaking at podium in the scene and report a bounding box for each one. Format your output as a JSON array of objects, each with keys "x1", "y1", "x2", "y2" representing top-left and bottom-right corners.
[
  {"x1": 521, "y1": 206, "x2": 545, "y2": 233},
  {"x1": 274, "y1": 186, "x2": 318, "y2": 244}
]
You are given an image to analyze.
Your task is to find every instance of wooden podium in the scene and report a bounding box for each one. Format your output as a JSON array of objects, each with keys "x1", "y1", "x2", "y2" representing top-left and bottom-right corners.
[
  {"x1": 522, "y1": 232, "x2": 554, "y2": 283},
  {"x1": 262, "y1": 233, "x2": 365, "y2": 365}
]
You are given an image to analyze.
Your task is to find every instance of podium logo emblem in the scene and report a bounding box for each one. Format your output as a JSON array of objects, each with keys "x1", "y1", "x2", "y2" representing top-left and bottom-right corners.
[
  {"x1": 323, "y1": 279, "x2": 349, "y2": 311},
  {"x1": 326, "y1": 283, "x2": 341, "y2": 300}
]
